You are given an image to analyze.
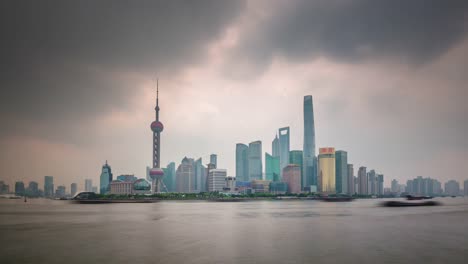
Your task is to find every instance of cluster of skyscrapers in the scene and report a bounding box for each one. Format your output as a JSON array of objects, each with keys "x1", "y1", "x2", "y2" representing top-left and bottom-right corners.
[{"x1": 3, "y1": 91, "x2": 468, "y2": 198}]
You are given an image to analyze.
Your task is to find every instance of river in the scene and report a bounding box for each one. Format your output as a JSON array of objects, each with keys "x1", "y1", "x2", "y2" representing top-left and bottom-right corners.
[{"x1": 1, "y1": 197, "x2": 467, "y2": 263}]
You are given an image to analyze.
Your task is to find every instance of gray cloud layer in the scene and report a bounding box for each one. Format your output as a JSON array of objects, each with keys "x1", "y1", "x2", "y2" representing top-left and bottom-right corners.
[
  {"x1": 0, "y1": 0, "x2": 245, "y2": 132},
  {"x1": 232, "y1": 0, "x2": 468, "y2": 68}
]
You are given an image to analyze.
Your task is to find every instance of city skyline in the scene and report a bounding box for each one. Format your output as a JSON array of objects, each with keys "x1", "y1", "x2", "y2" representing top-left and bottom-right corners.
[{"x1": 1, "y1": 1, "x2": 467, "y2": 190}]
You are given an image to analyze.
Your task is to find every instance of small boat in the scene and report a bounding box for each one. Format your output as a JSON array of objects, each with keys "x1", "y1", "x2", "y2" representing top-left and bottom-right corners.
[
  {"x1": 320, "y1": 196, "x2": 354, "y2": 202},
  {"x1": 406, "y1": 195, "x2": 433, "y2": 200},
  {"x1": 382, "y1": 201, "x2": 440, "y2": 207}
]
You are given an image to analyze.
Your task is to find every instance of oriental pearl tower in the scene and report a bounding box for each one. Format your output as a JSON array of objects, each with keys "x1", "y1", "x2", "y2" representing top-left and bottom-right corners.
[{"x1": 149, "y1": 79, "x2": 166, "y2": 193}]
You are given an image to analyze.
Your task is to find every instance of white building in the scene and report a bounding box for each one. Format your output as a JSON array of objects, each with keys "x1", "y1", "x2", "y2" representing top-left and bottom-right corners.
[{"x1": 207, "y1": 169, "x2": 227, "y2": 192}]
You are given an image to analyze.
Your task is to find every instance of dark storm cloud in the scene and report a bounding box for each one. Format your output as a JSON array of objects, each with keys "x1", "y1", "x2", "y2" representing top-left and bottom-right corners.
[
  {"x1": 233, "y1": 0, "x2": 468, "y2": 67},
  {"x1": 0, "y1": 0, "x2": 245, "y2": 131}
]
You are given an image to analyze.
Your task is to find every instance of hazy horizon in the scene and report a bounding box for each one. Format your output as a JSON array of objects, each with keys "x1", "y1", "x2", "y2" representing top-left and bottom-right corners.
[{"x1": 1, "y1": 0, "x2": 467, "y2": 190}]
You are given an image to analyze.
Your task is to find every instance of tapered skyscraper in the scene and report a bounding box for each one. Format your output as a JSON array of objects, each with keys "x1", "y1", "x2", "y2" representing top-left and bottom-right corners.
[
  {"x1": 149, "y1": 80, "x2": 165, "y2": 193},
  {"x1": 303, "y1": 95, "x2": 317, "y2": 189}
]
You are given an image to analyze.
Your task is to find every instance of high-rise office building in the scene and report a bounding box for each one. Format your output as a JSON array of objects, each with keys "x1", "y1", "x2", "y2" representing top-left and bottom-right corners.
[
  {"x1": 71, "y1": 183, "x2": 77, "y2": 197},
  {"x1": 163, "y1": 162, "x2": 176, "y2": 192},
  {"x1": 85, "y1": 179, "x2": 93, "y2": 192},
  {"x1": 367, "y1": 169, "x2": 377, "y2": 195},
  {"x1": 358, "y1": 167, "x2": 367, "y2": 195},
  {"x1": 248, "y1": 141, "x2": 263, "y2": 180},
  {"x1": 377, "y1": 174, "x2": 384, "y2": 195},
  {"x1": 465, "y1": 180, "x2": 468, "y2": 196},
  {"x1": 444, "y1": 180, "x2": 460, "y2": 196},
  {"x1": 207, "y1": 169, "x2": 227, "y2": 192},
  {"x1": 15, "y1": 181, "x2": 25, "y2": 196},
  {"x1": 282, "y1": 164, "x2": 301, "y2": 194},
  {"x1": 55, "y1": 185, "x2": 66, "y2": 198},
  {"x1": 335, "y1": 150, "x2": 348, "y2": 194},
  {"x1": 44, "y1": 176, "x2": 54, "y2": 197},
  {"x1": 347, "y1": 164, "x2": 354, "y2": 195},
  {"x1": 176, "y1": 157, "x2": 195, "y2": 193},
  {"x1": 289, "y1": 150, "x2": 303, "y2": 187},
  {"x1": 278, "y1": 127, "x2": 290, "y2": 176},
  {"x1": 236, "y1": 143, "x2": 249, "y2": 182},
  {"x1": 303, "y1": 95, "x2": 317, "y2": 189},
  {"x1": 210, "y1": 154, "x2": 217, "y2": 169},
  {"x1": 27, "y1": 181, "x2": 39, "y2": 197},
  {"x1": 100, "y1": 160, "x2": 113, "y2": 194},
  {"x1": 265, "y1": 152, "x2": 280, "y2": 182},
  {"x1": 391, "y1": 179, "x2": 399, "y2": 193},
  {"x1": 193, "y1": 158, "x2": 206, "y2": 192},
  {"x1": 272, "y1": 134, "x2": 280, "y2": 157},
  {"x1": 318, "y1": 148, "x2": 336, "y2": 194}
]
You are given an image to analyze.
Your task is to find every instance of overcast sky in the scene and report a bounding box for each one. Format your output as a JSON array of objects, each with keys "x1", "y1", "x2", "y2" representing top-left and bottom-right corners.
[{"x1": 1, "y1": 0, "x2": 467, "y2": 191}]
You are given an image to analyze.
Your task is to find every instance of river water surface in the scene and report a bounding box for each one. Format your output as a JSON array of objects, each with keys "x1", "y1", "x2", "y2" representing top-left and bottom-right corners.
[{"x1": 1, "y1": 197, "x2": 467, "y2": 264}]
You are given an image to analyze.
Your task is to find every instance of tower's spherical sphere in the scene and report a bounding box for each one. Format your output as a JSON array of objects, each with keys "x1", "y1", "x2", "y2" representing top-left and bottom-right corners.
[
  {"x1": 149, "y1": 168, "x2": 164, "y2": 180},
  {"x1": 151, "y1": 121, "x2": 164, "y2": 132}
]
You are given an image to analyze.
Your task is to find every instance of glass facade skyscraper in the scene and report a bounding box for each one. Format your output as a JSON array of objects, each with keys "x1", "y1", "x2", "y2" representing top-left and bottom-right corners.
[
  {"x1": 44, "y1": 176, "x2": 54, "y2": 197},
  {"x1": 272, "y1": 134, "x2": 280, "y2": 157},
  {"x1": 163, "y1": 162, "x2": 176, "y2": 192},
  {"x1": 303, "y1": 95, "x2": 317, "y2": 188},
  {"x1": 289, "y1": 150, "x2": 303, "y2": 187},
  {"x1": 248, "y1": 141, "x2": 263, "y2": 180},
  {"x1": 335, "y1": 150, "x2": 348, "y2": 194},
  {"x1": 278, "y1": 127, "x2": 290, "y2": 176},
  {"x1": 100, "y1": 160, "x2": 113, "y2": 194},
  {"x1": 318, "y1": 148, "x2": 335, "y2": 194},
  {"x1": 236, "y1": 143, "x2": 249, "y2": 182},
  {"x1": 265, "y1": 152, "x2": 280, "y2": 181}
]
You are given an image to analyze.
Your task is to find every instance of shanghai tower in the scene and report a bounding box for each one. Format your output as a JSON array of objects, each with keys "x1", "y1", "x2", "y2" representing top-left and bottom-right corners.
[{"x1": 303, "y1": 95, "x2": 317, "y2": 189}]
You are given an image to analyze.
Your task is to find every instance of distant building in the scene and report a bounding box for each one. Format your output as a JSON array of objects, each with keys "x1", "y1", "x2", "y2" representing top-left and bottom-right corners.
[
  {"x1": 55, "y1": 185, "x2": 66, "y2": 198},
  {"x1": 116, "y1": 174, "x2": 137, "y2": 182},
  {"x1": 444, "y1": 180, "x2": 460, "y2": 196},
  {"x1": 318, "y1": 148, "x2": 336, "y2": 194},
  {"x1": 367, "y1": 170, "x2": 377, "y2": 195},
  {"x1": 282, "y1": 164, "x2": 301, "y2": 194},
  {"x1": 70, "y1": 183, "x2": 77, "y2": 197},
  {"x1": 465, "y1": 180, "x2": 468, "y2": 196},
  {"x1": 406, "y1": 177, "x2": 442, "y2": 196},
  {"x1": 210, "y1": 154, "x2": 217, "y2": 169},
  {"x1": 225, "y1": 176, "x2": 236, "y2": 192},
  {"x1": 289, "y1": 150, "x2": 303, "y2": 188},
  {"x1": 176, "y1": 157, "x2": 195, "y2": 193},
  {"x1": 133, "y1": 179, "x2": 151, "y2": 194},
  {"x1": 269, "y1": 181, "x2": 288, "y2": 194},
  {"x1": 272, "y1": 134, "x2": 280, "y2": 157},
  {"x1": 251, "y1": 179, "x2": 271, "y2": 193},
  {"x1": 110, "y1": 180, "x2": 133, "y2": 195},
  {"x1": 235, "y1": 143, "x2": 249, "y2": 182},
  {"x1": 92, "y1": 186, "x2": 98, "y2": 193},
  {"x1": 193, "y1": 158, "x2": 206, "y2": 193},
  {"x1": 207, "y1": 169, "x2": 227, "y2": 192},
  {"x1": 358, "y1": 167, "x2": 367, "y2": 195},
  {"x1": 335, "y1": 150, "x2": 348, "y2": 194},
  {"x1": 236, "y1": 181, "x2": 252, "y2": 194},
  {"x1": 391, "y1": 179, "x2": 399, "y2": 194},
  {"x1": 248, "y1": 141, "x2": 263, "y2": 180},
  {"x1": 303, "y1": 95, "x2": 317, "y2": 190},
  {"x1": 100, "y1": 160, "x2": 113, "y2": 194},
  {"x1": 0, "y1": 181, "x2": 9, "y2": 194},
  {"x1": 163, "y1": 162, "x2": 176, "y2": 192},
  {"x1": 377, "y1": 174, "x2": 384, "y2": 195},
  {"x1": 85, "y1": 179, "x2": 93, "y2": 192},
  {"x1": 27, "y1": 181, "x2": 39, "y2": 197},
  {"x1": 278, "y1": 127, "x2": 290, "y2": 176},
  {"x1": 347, "y1": 164, "x2": 354, "y2": 195},
  {"x1": 44, "y1": 176, "x2": 54, "y2": 197},
  {"x1": 265, "y1": 152, "x2": 280, "y2": 182},
  {"x1": 15, "y1": 181, "x2": 25, "y2": 196}
]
